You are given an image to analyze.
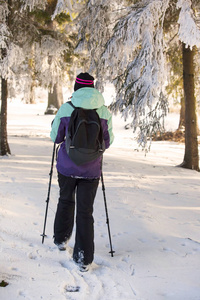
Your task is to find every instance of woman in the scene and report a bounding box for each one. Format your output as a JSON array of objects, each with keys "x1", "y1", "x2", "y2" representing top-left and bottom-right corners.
[{"x1": 50, "y1": 72, "x2": 114, "y2": 271}]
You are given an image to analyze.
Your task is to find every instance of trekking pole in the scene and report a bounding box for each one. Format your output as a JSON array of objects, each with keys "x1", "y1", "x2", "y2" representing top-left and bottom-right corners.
[
  {"x1": 41, "y1": 142, "x2": 56, "y2": 244},
  {"x1": 101, "y1": 171, "x2": 115, "y2": 257}
]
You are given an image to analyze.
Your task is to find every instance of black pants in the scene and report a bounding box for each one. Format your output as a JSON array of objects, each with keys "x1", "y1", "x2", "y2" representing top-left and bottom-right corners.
[{"x1": 54, "y1": 172, "x2": 99, "y2": 265}]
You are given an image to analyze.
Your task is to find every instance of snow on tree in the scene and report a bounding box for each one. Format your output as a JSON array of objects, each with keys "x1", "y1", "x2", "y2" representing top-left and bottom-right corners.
[
  {"x1": 73, "y1": 0, "x2": 200, "y2": 150},
  {"x1": 177, "y1": 0, "x2": 200, "y2": 171},
  {"x1": 1, "y1": 0, "x2": 200, "y2": 157},
  {"x1": 74, "y1": 0, "x2": 170, "y2": 148},
  {"x1": 20, "y1": 0, "x2": 47, "y2": 11},
  {"x1": 0, "y1": 0, "x2": 77, "y2": 155},
  {"x1": 0, "y1": 0, "x2": 75, "y2": 94},
  {"x1": 103, "y1": 1, "x2": 171, "y2": 148},
  {"x1": 177, "y1": 0, "x2": 200, "y2": 48},
  {"x1": 52, "y1": 0, "x2": 84, "y2": 19}
]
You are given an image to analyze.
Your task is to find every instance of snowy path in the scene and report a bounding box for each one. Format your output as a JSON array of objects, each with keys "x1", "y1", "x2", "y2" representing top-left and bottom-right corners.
[{"x1": 0, "y1": 101, "x2": 200, "y2": 299}]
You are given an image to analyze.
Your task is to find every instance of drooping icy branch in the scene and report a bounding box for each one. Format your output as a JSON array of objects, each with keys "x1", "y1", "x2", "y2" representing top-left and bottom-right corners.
[
  {"x1": 20, "y1": 0, "x2": 47, "y2": 11},
  {"x1": 51, "y1": 0, "x2": 83, "y2": 20},
  {"x1": 74, "y1": 1, "x2": 171, "y2": 148},
  {"x1": 0, "y1": 0, "x2": 71, "y2": 91},
  {"x1": 102, "y1": 1, "x2": 169, "y2": 122},
  {"x1": 177, "y1": 0, "x2": 200, "y2": 48}
]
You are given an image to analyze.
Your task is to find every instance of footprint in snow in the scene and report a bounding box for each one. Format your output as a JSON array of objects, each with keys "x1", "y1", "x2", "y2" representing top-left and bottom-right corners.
[
  {"x1": 28, "y1": 250, "x2": 41, "y2": 260},
  {"x1": 59, "y1": 261, "x2": 68, "y2": 268},
  {"x1": 137, "y1": 238, "x2": 147, "y2": 243},
  {"x1": 28, "y1": 253, "x2": 37, "y2": 260},
  {"x1": 65, "y1": 285, "x2": 80, "y2": 292},
  {"x1": 162, "y1": 247, "x2": 178, "y2": 255},
  {"x1": 59, "y1": 259, "x2": 76, "y2": 271},
  {"x1": 18, "y1": 290, "x2": 28, "y2": 297}
]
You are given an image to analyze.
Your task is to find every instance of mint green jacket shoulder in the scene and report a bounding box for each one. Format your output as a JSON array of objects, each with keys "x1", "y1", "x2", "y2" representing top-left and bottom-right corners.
[
  {"x1": 50, "y1": 102, "x2": 73, "y2": 142},
  {"x1": 97, "y1": 105, "x2": 114, "y2": 145}
]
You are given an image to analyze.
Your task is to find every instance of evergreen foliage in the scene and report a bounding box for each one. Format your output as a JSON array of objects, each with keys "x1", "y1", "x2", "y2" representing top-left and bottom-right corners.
[
  {"x1": 71, "y1": 0, "x2": 200, "y2": 149},
  {"x1": 0, "y1": 0, "x2": 79, "y2": 155},
  {"x1": 0, "y1": 0, "x2": 77, "y2": 97},
  {"x1": 1, "y1": 0, "x2": 200, "y2": 156}
]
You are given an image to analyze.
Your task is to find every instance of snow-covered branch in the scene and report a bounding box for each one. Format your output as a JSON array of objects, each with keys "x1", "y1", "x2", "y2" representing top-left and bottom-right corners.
[
  {"x1": 177, "y1": 0, "x2": 200, "y2": 48},
  {"x1": 75, "y1": 1, "x2": 125, "y2": 87},
  {"x1": 51, "y1": 0, "x2": 84, "y2": 20},
  {"x1": 0, "y1": 24, "x2": 9, "y2": 50},
  {"x1": 34, "y1": 36, "x2": 66, "y2": 88},
  {"x1": 0, "y1": 1, "x2": 9, "y2": 22},
  {"x1": 74, "y1": 0, "x2": 172, "y2": 148},
  {"x1": 0, "y1": 0, "x2": 76, "y2": 97},
  {"x1": 20, "y1": 0, "x2": 47, "y2": 11},
  {"x1": 101, "y1": 1, "x2": 169, "y2": 146}
]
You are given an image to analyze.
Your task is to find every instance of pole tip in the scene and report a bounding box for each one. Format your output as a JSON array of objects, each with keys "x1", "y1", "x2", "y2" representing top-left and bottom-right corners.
[
  {"x1": 109, "y1": 250, "x2": 115, "y2": 257},
  {"x1": 41, "y1": 233, "x2": 47, "y2": 244}
]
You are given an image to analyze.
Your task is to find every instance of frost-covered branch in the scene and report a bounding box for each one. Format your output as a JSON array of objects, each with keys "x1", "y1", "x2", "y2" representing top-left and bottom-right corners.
[
  {"x1": 177, "y1": 0, "x2": 200, "y2": 48},
  {"x1": 101, "y1": 1, "x2": 169, "y2": 147},
  {"x1": 20, "y1": 0, "x2": 47, "y2": 11},
  {"x1": 72, "y1": 0, "x2": 200, "y2": 148},
  {"x1": 0, "y1": 1, "x2": 9, "y2": 49},
  {"x1": 52, "y1": 0, "x2": 84, "y2": 20},
  {"x1": 0, "y1": 0, "x2": 75, "y2": 93},
  {"x1": 75, "y1": 1, "x2": 125, "y2": 86},
  {"x1": 0, "y1": 1, "x2": 9, "y2": 22},
  {"x1": 34, "y1": 36, "x2": 67, "y2": 88},
  {"x1": 73, "y1": 0, "x2": 171, "y2": 148}
]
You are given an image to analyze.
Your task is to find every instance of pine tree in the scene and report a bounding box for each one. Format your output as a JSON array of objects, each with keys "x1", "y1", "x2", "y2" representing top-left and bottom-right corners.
[
  {"x1": 0, "y1": 0, "x2": 13, "y2": 156},
  {"x1": 71, "y1": 0, "x2": 200, "y2": 169},
  {"x1": 177, "y1": 0, "x2": 200, "y2": 170},
  {"x1": 75, "y1": 0, "x2": 170, "y2": 149},
  {"x1": 0, "y1": 0, "x2": 77, "y2": 155},
  {"x1": 1, "y1": 77, "x2": 10, "y2": 155}
]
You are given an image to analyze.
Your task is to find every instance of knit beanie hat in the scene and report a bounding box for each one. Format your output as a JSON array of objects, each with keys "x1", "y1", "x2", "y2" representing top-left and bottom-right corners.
[{"x1": 74, "y1": 72, "x2": 94, "y2": 91}]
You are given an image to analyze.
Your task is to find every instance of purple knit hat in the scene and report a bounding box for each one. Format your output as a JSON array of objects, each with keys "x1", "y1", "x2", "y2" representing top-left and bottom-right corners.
[{"x1": 74, "y1": 72, "x2": 94, "y2": 91}]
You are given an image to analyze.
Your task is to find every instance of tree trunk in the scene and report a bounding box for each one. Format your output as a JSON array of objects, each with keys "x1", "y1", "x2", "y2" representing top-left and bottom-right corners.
[
  {"x1": 29, "y1": 44, "x2": 36, "y2": 104},
  {"x1": 44, "y1": 6, "x2": 64, "y2": 115},
  {"x1": 45, "y1": 83, "x2": 63, "y2": 114},
  {"x1": 29, "y1": 82, "x2": 36, "y2": 104},
  {"x1": 180, "y1": 43, "x2": 199, "y2": 171},
  {"x1": 178, "y1": 96, "x2": 185, "y2": 130},
  {"x1": 0, "y1": 0, "x2": 12, "y2": 155},
  {"x1": 0, "y1": 78, "x2": 11, "y2": 156}
]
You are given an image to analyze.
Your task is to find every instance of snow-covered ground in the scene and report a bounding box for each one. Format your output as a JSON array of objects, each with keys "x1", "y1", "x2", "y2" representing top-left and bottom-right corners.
[{"x1": 0, "y1": 98, "x2": 200, "y2": 300}]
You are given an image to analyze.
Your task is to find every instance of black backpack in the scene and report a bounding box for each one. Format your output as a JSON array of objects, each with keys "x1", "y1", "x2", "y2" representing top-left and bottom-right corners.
[{"x1": 65, "y1": 102, "x2": 105, "y2": 165}]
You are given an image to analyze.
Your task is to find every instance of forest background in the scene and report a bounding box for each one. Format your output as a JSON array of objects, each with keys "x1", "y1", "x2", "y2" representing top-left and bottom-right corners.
[{"x1": 0, "y1": 0, "x2": 200, "y2": 170}]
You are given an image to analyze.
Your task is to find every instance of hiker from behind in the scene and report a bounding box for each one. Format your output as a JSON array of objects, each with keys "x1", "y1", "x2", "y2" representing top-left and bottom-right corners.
[{"x1": 50, "y1": 72, "x2": 114, "y2": 272}]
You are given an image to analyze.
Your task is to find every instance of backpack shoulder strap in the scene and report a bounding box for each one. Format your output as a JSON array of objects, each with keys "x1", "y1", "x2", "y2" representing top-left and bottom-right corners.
[{"x1": 67, "y1": 101, "x2": 76, "y2": 109}]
